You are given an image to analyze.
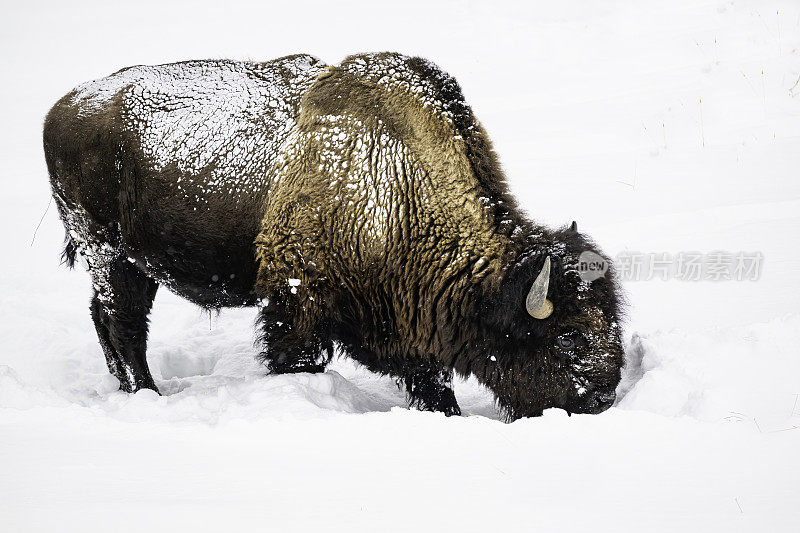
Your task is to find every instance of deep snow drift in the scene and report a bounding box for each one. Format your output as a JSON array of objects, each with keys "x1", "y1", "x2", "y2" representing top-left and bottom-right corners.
[{"x1": 1, "y1": 1, "x2": 799, "y2": 531}]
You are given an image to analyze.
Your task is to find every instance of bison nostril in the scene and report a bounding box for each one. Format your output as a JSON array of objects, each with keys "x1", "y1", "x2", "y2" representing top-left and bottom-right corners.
[{"x1": 596, "y1": 391, "x2": 616, "y2": 405}]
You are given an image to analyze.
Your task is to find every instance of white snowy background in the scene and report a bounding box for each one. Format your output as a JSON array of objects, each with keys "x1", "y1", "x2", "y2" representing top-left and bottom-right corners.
[{"x1": 1, "y1": 0, "x2": 799, "y2": 530}]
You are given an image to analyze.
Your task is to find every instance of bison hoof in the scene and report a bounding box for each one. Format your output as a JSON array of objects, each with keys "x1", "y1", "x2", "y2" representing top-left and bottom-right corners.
[{"x1": 118, "y1": 379, "x2": 160, "y2": 395}]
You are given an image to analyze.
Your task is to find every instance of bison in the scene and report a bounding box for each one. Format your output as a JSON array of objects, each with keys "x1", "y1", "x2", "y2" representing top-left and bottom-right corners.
[{"x1": 43, "y1": 52, "x2": 624, "y2": 420}]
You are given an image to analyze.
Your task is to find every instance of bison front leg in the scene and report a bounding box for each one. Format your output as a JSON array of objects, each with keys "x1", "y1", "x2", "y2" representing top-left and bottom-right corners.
[
  {"x1": 349, "y1": 347, "x2": 461, "y2": 416},
  {"x1": 397, "y1": 357, "x2": 461, "y2": 417},
  {"x1": 88, "y1": 256, "x2": 159, "y2": 393},
  {"x1": 257, "y1": 298, "x2": 333, "y2": 374}
]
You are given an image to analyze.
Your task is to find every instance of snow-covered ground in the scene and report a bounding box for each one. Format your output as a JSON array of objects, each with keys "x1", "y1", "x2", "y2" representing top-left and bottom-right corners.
[{"x1": 2, "y1": 1, "x2": 799, "y2": 530}]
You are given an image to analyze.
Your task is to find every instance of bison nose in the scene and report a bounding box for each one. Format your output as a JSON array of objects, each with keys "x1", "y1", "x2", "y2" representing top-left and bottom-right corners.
[
  {"x1": 589, "y1": 391, "x2": 617, "y2": 414},
  {"x1": 596, "y1": 390, "x2": 616, "y2": 406},
  {"x1": 565, "y1": 388, "x2": 617, "y2": 415},
  {"x1": 582, "y1": 390, "x2": 616, "y2": 414}
]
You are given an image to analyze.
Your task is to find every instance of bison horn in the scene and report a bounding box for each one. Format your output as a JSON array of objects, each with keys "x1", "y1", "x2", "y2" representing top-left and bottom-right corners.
[{"x1": 526, "y1": 256, "x2": 553, "y2": 319}]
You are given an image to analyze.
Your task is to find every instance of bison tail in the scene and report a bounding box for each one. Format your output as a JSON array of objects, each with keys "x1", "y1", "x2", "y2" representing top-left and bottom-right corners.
[{"x1": 61, "y1": 235, "x2": 77, "y2": 269}]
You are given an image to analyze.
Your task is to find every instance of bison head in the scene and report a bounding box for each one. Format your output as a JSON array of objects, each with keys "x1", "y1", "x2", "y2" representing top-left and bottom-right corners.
[{"x1": 472, "y1": 224, "x2": 625, "y2": 421}]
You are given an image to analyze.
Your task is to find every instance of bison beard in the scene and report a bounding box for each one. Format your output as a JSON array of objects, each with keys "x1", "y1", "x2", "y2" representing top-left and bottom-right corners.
[{"x1": 44, "y1": 52, "x2": 625, "y2": 421}]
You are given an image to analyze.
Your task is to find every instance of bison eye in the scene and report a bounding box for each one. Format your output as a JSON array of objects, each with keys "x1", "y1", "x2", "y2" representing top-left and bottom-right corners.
[{"x1": 556, "y1": 336, "x2": 575, "y2": 350}]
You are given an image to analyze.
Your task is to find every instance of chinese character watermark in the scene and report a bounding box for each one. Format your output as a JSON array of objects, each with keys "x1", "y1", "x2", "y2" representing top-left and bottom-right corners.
[{"x1": 611, "y1": 251, "x2": 763, "y2": 281}]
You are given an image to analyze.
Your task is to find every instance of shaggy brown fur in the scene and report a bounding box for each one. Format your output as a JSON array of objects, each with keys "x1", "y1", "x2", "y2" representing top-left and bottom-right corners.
[{"x1": 254, "y1": 53, "x2": 624, "y2": 418}]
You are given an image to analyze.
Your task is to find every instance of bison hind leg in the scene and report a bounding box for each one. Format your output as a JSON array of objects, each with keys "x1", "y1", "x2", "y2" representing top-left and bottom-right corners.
[
  {"x1": 60, "y1": 203, "x2": 159, "y2": 393},
  {"x1": 88, "y1": 252, "x2": 159, "y2": 393}
]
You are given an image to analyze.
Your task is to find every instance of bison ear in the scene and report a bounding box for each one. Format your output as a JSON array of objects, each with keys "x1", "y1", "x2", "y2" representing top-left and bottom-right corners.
[{"x1": 569, "y1": 221, "x2": 578, "y2": 232}]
